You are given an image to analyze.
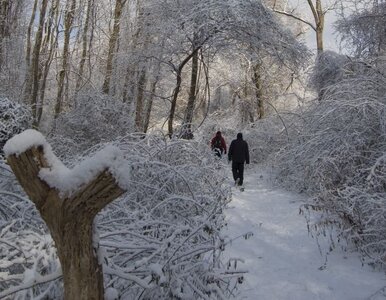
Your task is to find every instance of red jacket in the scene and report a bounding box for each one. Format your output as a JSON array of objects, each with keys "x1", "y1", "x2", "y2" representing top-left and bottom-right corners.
[{"x1": 211, "y1": 134, "x2": 227, "y2": 154}]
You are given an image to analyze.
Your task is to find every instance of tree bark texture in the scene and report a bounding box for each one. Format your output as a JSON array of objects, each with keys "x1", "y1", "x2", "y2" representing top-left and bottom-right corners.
[
  {"x1": 7, "y1": 144, "x2": 125, "y2": 299},
  {"x1": 181, "y1": 49, "x2": 199, "y2": 139},
  {"x1": 36, "y1": 0, "x2": 60, "y2": 127},
  {"x1": 27, "y1": 0, "x2": 48, "y2": 122},
  {"x1": 55, "y1": 0, "x2": 76, "y2": 119},
  {"x1": 134, "y1": 68, "x2": 147, "y2": 131},
  {"x1": 75, "y1": 0, "x2": 94, "y2": 96},
  {"x1": 102, "y1": 0, "x2": 125, "y2": 94},
  {"x1": 168, "y1": 47, "x2": 200, "y2": 138},
  {"x1": 307, "y1": 0, "x2": 324, "y2": 55},
  {"x1": 0, "y1": 0, "x2": 9, "y2": 71},
  {"x1": 253, "y1": 63, "x2": 264, "y2": 119}
]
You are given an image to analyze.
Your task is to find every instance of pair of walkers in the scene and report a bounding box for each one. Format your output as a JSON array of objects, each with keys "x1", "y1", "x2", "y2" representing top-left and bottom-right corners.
[{"x1": 211, "y1": 131, "x2": 250, "y2": 186}]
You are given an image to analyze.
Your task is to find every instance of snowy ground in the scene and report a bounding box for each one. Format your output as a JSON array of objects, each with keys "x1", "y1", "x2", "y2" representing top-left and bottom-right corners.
[{"x1": 222, "y1": 166, "x2": 386, "y2": 300}]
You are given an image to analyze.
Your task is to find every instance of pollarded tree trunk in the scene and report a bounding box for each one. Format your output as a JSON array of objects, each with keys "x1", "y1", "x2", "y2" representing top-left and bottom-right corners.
[{"x1": 6, "y1": 135, "x2": 125, "y2": 299}]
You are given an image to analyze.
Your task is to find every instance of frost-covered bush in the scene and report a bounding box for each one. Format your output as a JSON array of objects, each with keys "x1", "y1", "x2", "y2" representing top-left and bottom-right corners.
[
  {"x1": 98, "y1": 135, "x2": 239, "y2": 299},
  {"x1": 0, "y1": 133, "x2": 242, "y2": 299},
  {"x1": 243, "y1": 114, "x2": 299, "y2": 164},
  {"x1": 0, "y1": 97, "x2": 32, "y2": 157},
  {"x1": 274, "y1": 62, "x2": 386, "y2": 265},
  {"x1": 51, "y1": 93, "x2": 133, "y2": 159},
  {"x1": 309, "y1": 51, "x2": 373, "y2": 97},
  {"x1": 309, "y1": 51, "x2": 350, "y2": 94}
]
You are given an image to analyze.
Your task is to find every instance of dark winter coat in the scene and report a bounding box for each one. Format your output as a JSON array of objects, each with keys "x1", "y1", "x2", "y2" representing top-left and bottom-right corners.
[{"x1": 228, "y1": 137, "x2": 250, "y2": 164}]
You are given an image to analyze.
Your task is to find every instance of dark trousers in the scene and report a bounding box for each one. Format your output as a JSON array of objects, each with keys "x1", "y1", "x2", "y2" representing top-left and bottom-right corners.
[
  {"x1": 214, "y1": 148, "x2": 223, "y2": 158},
  {"x1": 232, "y1": 162, "x2": 244, "y2": 185}
]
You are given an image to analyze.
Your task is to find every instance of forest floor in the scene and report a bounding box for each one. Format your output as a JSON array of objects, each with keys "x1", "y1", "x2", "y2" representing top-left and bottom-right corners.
[{"x1": 222, "y1": 166, "x2": 386, "y2": 300}]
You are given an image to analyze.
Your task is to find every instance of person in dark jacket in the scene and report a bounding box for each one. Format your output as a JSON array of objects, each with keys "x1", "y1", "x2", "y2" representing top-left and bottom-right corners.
[
  {"x1": 228, "y1": 132, "x2": 250, "y2": 186},
  {"x1": 211, "y1": 131, "x2": 227, "y2": 158}
]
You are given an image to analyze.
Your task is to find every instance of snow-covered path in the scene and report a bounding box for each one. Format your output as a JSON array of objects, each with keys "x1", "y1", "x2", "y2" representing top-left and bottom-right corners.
[{"x1": 223, "y1": 167, "x2": 386, "y2": 300}]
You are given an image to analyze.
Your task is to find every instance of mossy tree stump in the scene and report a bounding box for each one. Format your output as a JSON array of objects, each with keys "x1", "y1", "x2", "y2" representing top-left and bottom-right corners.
[{"x1": 6, "y1": 144, "x2": 125, "y2": 299}]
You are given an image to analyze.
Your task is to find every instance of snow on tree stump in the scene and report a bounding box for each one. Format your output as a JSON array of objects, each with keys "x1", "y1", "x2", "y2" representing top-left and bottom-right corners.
[{"x1": 4, "y1": 129, "x2": 129, "y2": 300}]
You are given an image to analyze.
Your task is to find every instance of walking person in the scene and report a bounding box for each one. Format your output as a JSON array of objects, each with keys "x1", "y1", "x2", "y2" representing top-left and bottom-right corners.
[
  {"x1": 211, "y1": 131, "x2": 227, "y2": 158},
  {"x1": 228, "y1": 132, "x2": 250, "y2": 187}
]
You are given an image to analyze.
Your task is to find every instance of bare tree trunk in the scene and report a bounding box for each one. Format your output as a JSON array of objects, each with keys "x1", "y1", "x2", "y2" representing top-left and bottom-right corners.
[
  {"x1": 168, "y1": 47, "x2": 200, "y2": 138},
  {"x1": 143, "y1": 81, "x2": 155, "y2": 133},
  {"x1": 36, "y1": 0, "x2": 59, "y2": 127},
  {"x1": 0, "y1": 0, "x2": 9, "y2": 72},
  {"x1": 54, "y1": 0, "x2": 76, "y2": 119},
  {"x1": 143, "y1": 63, "x2": 161, "y2": 133},
  {"x1": 307, "y1": 0, "x2": 324, "y2": 55},
  {"x1": 122, "y1": 65, "x2": 134, "y2": 103},
  {"x1": 75, "y1": 0, "x2": 93, "y2": 97},
  {"x1": 0, "y1": 0, "x2": 22, "y2": 71},
  {"x1": 181, "y1": 48, "x2": 199, "y2": 139},
  {"x1": 134, "y1": 68, "x2": 146, "y2": 131},
  {"x1": 252, "y1": 63, "x2": 264, "y2": 119},
  {"x1": 7, "y1": 139, "x2": 125, "y2": 299},
  {"x1": 28, "y1": 0, "x2": 49, "y2": 124},
  {"x1": 272, "y1": 0, "x2": 325, "y2": 55},
  {"x1": 23, "y1": 0, "x2": 38, "y2": 103},
  {"x1": 102, "y1": 0, "x2": 126, "y2": 94}
]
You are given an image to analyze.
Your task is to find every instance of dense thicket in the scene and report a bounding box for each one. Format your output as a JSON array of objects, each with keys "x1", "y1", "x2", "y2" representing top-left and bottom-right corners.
[
  {"x1": 0, "y1": 131, "x2": 244, "y2": 299},
  {"x1": 270, "y1": 3, "x2": 386, "y2": 265}
]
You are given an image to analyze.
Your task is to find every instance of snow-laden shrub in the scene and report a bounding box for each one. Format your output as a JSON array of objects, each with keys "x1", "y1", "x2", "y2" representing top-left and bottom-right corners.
[
  {"x1": 309, "y1": 50, "x2": 373, "y2": 97},
  {"x1": 309, "y1": 51, "x2": 349, "y2": 93},
  {"x1": 274, "y1": 62, "x2": 386, "y2": 265},
  {"x1": 0, "y1": 97, "x2": 32, "y2": 157},
  {"x1": 0, "y1": 133, "x2": 242, "y2": 299},
  {"x1": 243, "y1": 114, "x2": 300, "y2": 164},
  {"x1": 51, "y1": 93, "x2": 134, "y2": 159},
  {"x1": 97, "y1": 134, "x2": 239, "y2": 299}
]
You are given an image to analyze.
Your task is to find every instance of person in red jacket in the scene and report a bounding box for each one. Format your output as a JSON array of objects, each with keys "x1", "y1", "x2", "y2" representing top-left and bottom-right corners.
[{"x1": 211, "y1": 131, "x2": 227, "y2": 158}]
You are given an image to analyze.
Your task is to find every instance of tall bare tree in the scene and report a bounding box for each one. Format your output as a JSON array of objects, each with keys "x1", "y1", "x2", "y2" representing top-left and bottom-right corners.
[
  {"x1": 181, "y1": 45, "x2": 199, "y2": 139},
  {"x1": 102, "y1": 0, "x2": 127, "y2": 95},
  {"x1": 252, "y1": 62, "x2": 264, "y2": 119},
  {"x1": 36, "y1": 0, "x2": 60, "y2": 126},
  {"x1": 75, "y1": 0, "x2": 95, "y2": 97},
  {"x1": 54, "y1": 0, "x2": 77, "y2": 118},
  {"x1": 272, "y1": 0, "x2": 335, "y2": 55},
  {"x1": 26, "y1": 0, "x2": 49, "y2": 124}
]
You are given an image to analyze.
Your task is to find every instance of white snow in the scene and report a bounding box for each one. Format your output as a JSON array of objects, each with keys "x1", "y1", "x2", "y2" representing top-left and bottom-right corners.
[
  {"x1": 105, "y1": 287, "x2": 119, "y2": 300},
  {"x1": 3, "y1": 129, "x2": 47, "y2": 157},
  {"x1": 4, "y1": 129, "x2": 131, "y2": 197},
  {"x1": 223, "y1": 167, "x2": 386, "y2": 300},
  {"x1": 39, "y1": 144, "x2": 130, "y2": 197}
]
